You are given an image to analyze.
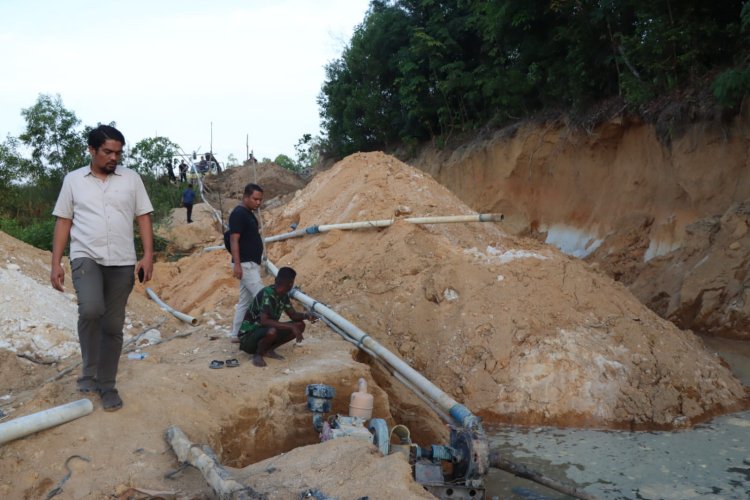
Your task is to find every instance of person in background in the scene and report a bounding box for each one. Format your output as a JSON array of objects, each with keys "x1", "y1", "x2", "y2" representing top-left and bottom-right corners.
[
  {"x1": 50, "y1": 124, "x2": 154, "y2": 412},
  {"x1": 178, "y1": 160, "x2": 188, "y2": 183},
  {"x1": 197, "y1": 155, "x2": 208, "y2": 175},
  {"x1": 182, "y1": 183, "x2": 196, "y2": 223},
  {"x1": 166, "y1": 159, "x2": 176, "y2": 183}
]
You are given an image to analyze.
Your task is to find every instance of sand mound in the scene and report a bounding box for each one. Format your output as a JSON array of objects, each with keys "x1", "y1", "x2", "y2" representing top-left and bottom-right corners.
[
  {"x1": 0, "y1": 230, "x2": 179, "y2": 366},
  {"x1": 204, "y1": 161, "x2": 306, "y2": 208},
  {"x1": 255, "y1": 152, "x2": 746, "y2": 428},
  {"x1": 154, "y1": 202, "x2": 224, "y2": 253}
]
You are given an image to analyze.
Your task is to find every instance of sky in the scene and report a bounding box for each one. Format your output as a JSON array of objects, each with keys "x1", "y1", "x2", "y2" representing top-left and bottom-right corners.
[{"x1": 0, "y1": 0, "x2": 371, "y2": 165}]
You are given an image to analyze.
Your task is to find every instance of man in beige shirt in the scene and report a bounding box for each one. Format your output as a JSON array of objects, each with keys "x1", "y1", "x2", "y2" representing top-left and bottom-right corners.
[{"x1": 50, "y1": 125, "x2": 154, "y2": 412}]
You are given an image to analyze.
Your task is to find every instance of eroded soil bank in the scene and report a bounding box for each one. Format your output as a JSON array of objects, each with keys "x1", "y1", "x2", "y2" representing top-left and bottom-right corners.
[{"x1": 413, "y1": 115, "x2": 750, "y2": 339}]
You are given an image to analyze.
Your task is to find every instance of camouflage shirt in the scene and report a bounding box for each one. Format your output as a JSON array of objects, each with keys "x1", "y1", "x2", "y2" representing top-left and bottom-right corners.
[{"x1": 240, "y1": 285, "x2": 294, "y2": 335}]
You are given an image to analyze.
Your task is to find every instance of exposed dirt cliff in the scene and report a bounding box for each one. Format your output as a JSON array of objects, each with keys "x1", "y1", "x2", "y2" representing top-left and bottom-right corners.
[{"x1": 412, "y1": 114, "x2": 750, "y2": 339}]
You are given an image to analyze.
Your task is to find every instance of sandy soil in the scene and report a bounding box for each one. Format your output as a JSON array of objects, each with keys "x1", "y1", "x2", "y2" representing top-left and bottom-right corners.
[
  {"x1": 414, "y1": 115, "x2": 750, "y2": 339},
  {"x1": 1, "y1": 150, "x2": 747, "y2": 499}
]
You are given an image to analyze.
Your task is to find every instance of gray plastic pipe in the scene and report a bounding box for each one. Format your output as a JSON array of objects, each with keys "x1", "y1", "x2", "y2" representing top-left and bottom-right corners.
[
  {"x1": 202, "y1": 245, "x2": 225, "y2": 252},
  {"x1": 145, "y1": 287, "x2": 199, "y2": 326},
  {"x1": 320, "y1": 314, "x2": 453, "y2": 424},
  {"x1": 264, "y1": 213, "x2": 504, "y2": 243},
  {"x1": 265, "y1": 260, "x2": 479, "y2": 430},
  {"x1": 0, "y1": 399, "x2": 93, "y2": 445}
]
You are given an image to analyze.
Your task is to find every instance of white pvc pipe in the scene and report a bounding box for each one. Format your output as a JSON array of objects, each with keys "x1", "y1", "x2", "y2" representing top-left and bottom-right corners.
[
  {"x1": 145, "y1": 287, "x2": 199, "y2": 326},
  {"x1": 0, "y1": 399, "x2": 93, "y2": 445},
  {"x1": 323, "y1": 315, "x2": 453, "y2": 424},
  {"x1": 265, "y1": 260, "x2": 477, "y2": 429},
  {"x1": 264, "y1": 213, "x2": 504, "y2": 243},
  {"x1": 203, "y1": 245, "x2": 225, "y2": 252}
]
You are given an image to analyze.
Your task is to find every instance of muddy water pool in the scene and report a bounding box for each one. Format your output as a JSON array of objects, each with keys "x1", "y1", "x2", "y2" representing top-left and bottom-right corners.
[{"x1": 484, "y1": 337, "x2": 750, "y2": 499}]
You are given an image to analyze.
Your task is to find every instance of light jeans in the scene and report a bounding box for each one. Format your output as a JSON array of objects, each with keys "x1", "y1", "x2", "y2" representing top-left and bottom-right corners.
[{"x1": 231, "y1": 261, "x2": 264, "y2": 337}]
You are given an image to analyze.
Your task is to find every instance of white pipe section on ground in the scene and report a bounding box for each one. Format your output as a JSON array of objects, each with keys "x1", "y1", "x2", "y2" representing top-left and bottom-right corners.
[
  {"x1": 0, "y1": 399, "x2": 93, "y2": 445},
  {"x1": 202, "y1": 245, "x2": 225, "y2": 252},
  {"x1": 264, "y1": 213, "x2": 504, "y2": 243},
  {"x1": 265, "y1": 261, "x2": 467, "y2": 425},
  {"x1": 145, "y1": 287, "x2": 199, "y2": 326}
]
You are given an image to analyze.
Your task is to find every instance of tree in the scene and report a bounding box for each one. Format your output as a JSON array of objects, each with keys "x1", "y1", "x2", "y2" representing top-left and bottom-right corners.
[
  {"x1": 273, "y1": 154, "x2": 299, "y2": 172},
  {"x1": 294, "y1": 133, "x2": 322, "y2": 173},
  {"x1": 0, "y1": 136, "x2": 34, "y2": 189},
  {"x1": 318, "y1": 0, "x2": 750, "y2": 158},
  {"x1": 128, "y1": 136, "x2": 182, "y2": 176},
  {"x1": 226, "y1": 153, "x2": 240, "y2": 168},
  {"x1": 17, "y1": 94, "x2": 88, "y2": 180}
]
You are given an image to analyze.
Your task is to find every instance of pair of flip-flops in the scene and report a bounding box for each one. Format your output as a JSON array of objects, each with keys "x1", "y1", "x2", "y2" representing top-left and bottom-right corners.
[{"x1": 210, "y1": 359, "x2": 239, "y2": 369}]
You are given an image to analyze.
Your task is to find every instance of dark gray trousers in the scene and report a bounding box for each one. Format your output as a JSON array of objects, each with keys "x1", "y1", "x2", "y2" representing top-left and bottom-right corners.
[{"x1": 71, "y1": 258, "x2": 135, "y2": 390}]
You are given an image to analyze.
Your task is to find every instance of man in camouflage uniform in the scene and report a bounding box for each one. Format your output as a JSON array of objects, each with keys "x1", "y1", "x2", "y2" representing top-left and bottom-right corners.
[{"x1": 238, "y1": 267, "x2": 317, "y2": 367}]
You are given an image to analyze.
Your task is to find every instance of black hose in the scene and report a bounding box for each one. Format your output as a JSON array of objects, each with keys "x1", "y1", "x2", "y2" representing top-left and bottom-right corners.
[{"x1": 489, "y1": 449, "x2": 598, "y2": 500}]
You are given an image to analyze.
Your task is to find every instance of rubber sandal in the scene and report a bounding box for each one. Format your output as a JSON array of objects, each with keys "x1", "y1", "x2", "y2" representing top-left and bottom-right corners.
[
  {"x1": 76, "y1": 376, "x2": 98, "y2": 393},
  {"x1": 209, "y1": 360, "x2": 224, "y2": 369},
  {"x1": 99, "y1": 389, "x2": 123, "y2": 412},
  {"x1": 225, "y1": 358, "x2": 239, "y2": 367}
]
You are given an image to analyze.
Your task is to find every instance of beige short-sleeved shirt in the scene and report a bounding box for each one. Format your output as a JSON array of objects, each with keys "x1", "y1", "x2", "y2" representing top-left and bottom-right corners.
[{"x1": 52, "y1": 165, "x2": 154, "y2": 266}]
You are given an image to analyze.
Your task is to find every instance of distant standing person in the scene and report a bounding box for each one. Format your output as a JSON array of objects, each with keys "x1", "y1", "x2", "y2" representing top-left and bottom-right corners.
[
  {"x1": 182, "y1": 183, "x2": 196, "y2": 223},
  {"x1": 197, "y1": 155, "x2": 208, "y2": 174},
  {"x1": 178, "y1": 160, "x2": 188, "y2": 183},
  {"x1": 166, "y1": 159, "x2": 176, "y2": 183},
  {"x1": 228, "y1": 183, "x2": 265, "y2": 340},
  {"x1": 239, "y1": 267, "x2": 317, "y2": 367},
  {"x1": 50, "y1": 124, "x2": 154, "y2": 412}
]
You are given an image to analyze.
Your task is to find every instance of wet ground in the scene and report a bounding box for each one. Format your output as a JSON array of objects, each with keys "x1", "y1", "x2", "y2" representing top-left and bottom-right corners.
[{"x1": 485, "y1": 337, "x2": 750, "y2": 499}]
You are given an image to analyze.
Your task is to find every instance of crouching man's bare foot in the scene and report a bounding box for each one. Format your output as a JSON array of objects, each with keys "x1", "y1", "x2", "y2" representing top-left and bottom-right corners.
[
  {"x1": 266, "y1": 350, "x2": 285, "y2": 360},
  {"x1": 252, "y1": 354, "x2": 266, "y2": 367}
]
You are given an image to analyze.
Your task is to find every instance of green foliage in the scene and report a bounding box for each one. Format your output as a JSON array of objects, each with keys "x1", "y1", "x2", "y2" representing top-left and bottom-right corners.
[
  {"x1": 128, "y1": 136, "x2": 182, "y2": 176},
  {"x1": 294, "y1": 134, "x2": 322, "y2": 172},
  {"x1": 0, "y1": 95, "x2": 183, "y2": 252},
  {"x1": 142, "y1": 175, "x2": 183, "y2": 222},
  {"x1": 713, "y1": 66, "x2": 750, "y2": 107},
  {"x1": 273, "y1": 154, "x2": 300, "y2": 172},
  {"x1": 319, "y1": 0, "x2": 749, "y2": 158},
  {"x1": 226, "y1": 153, "x2": 240, "y2": 168},
  {"x1": 18, "y1": 94, "x2": 88, "y2": 178},
  {"x1": 0, "y1": 136, "x2": 34, "y2": 189},
  {"x1": 0, "y1": 216, "x2": 56, "y2": 251}
]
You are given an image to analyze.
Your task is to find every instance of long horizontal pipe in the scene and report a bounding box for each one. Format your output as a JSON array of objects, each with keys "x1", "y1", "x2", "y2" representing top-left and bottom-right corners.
[
  {"x1": 0, "y1": 399, "x2": 93, "y2": 445},
  {"x1": 264, "y1": 213, "x2": 504, "y2": 244},
  {"x1": 265, "y1": 260, "x2": 479, "y2": 431},
  {"x1": 146, "y1": 287, "x2": 198, "y2": 326}
]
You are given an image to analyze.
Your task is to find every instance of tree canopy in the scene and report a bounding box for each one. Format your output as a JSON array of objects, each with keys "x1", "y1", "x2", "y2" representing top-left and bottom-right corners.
[
  {"x1": 129, "y1": 136, "x2": 181, "y2": 176},
  {"x1": 319, "y1": 0, "x2": 750, "y2": 158},
  {"x1": 0, "y1": 94, "x2": 184, "y2": 248}
]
